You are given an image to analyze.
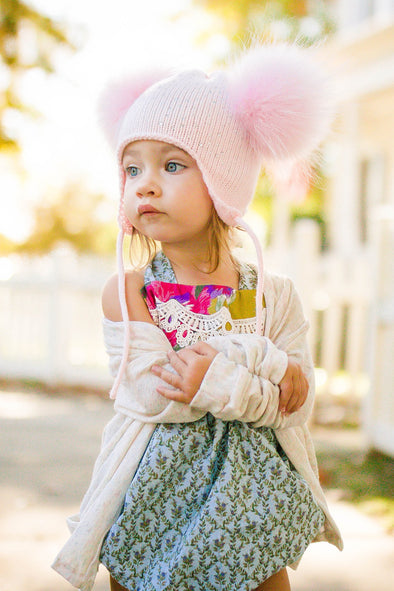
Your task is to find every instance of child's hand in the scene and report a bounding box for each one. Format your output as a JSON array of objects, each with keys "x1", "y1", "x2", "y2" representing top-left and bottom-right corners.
[
  {"x1": 278, "y1": 358, "x2": 309, "y2": 415},
  {"x1": 151, "y1": 342, "x2": 218, "y2": 403}
]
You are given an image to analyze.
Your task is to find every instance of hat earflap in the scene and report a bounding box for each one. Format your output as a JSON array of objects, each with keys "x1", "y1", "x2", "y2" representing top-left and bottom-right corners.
[
  {"x1": 98, "y1": 70, "x2": 169, "y2": 147},
  {"x1": 227, "y1": 43, "x2": 334, "y2": 162}
]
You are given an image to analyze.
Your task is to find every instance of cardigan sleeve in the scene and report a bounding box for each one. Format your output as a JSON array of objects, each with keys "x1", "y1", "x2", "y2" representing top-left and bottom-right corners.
[
  {"x1": 190, "y1": 276, "x2": 315, "y2": 429},
  {"x1": 104, "y1": 275, "x2": 313, "y2": 429},
  {"x1": 104, "y1": 319, "x2": 207, "y2": 423},
  {"x1": 103, "y1": 319, "x2": 287, "y2": 424}
]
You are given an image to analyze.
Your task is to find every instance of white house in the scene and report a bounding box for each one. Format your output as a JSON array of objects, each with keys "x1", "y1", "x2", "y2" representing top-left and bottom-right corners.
[
  {"x1": 257, "y1": 0, "x2": 393, "y2": 455},
  {"x1": 325, "y1": 0, "x2": 394, "y2": 456},
  {"x1": 267, "y1": 0, "x2": 394, "y2": 454}
]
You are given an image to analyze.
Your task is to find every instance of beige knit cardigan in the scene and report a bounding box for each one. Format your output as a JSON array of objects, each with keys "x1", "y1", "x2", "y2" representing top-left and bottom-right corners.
[{"x1": 52, "y1": 272, "x2": 343, "y2": 590}]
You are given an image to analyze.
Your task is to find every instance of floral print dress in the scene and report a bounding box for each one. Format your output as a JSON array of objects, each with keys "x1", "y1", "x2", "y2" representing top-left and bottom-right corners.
[{"x1": 100, "y1": 252, "x2": 325, "y2": 590}]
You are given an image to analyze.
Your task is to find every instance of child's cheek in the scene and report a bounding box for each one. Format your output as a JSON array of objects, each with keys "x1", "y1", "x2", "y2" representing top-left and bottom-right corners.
[{"x1": 123, "y1": 192, "x2": 136, "y2": 223}]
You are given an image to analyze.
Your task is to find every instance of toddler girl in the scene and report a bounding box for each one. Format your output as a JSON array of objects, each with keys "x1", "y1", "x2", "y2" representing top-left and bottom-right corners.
[{"x1": 53, "y1": 43, "x2": 343, "y2": 591}]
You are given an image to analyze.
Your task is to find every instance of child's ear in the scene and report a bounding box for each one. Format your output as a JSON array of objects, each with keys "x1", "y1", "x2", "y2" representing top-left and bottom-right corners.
[
  {"x1": 226, "y1": 43, "x2": 335, "y2": 162},
  {"x1": 97, "y1": 69, "x2": 169, "y2": 147}
]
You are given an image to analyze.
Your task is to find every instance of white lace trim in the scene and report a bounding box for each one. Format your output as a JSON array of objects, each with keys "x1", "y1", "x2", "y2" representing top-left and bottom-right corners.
[{"x1": 150, "y1": 298, "x2": 264, "y2": 348}]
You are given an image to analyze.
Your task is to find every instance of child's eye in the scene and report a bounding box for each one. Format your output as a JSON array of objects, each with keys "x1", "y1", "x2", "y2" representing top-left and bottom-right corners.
[
  {"x1": 126, "y1": 166, "x2": 140, "y2": 177},
  {"x1": 166, "y1": 161, "x2": 185, "y2": 173}
]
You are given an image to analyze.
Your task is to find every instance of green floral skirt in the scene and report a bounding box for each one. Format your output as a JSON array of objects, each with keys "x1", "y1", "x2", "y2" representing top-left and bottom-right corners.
[{"x1": 100, "y1": 415, "x2": 324, "y2": 590}]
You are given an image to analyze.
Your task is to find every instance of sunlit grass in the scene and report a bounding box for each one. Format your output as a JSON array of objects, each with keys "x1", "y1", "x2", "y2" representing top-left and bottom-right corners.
[{"x1": 316, "y1": 444, "x2": 394, "y2": 533}]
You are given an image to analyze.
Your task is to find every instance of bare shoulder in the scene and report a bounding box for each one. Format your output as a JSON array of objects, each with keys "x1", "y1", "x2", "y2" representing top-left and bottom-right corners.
[{"x1": 102, "y1": 270, "x2": 154, "y2": 323}]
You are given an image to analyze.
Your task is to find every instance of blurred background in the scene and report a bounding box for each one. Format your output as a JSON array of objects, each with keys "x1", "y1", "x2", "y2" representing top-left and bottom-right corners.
[{"x1": 0, "y1": 1, "x2": 393, "y2": 590}]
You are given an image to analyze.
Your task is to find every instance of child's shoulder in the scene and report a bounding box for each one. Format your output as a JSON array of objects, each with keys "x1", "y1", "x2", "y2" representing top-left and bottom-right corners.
[
  {"x1": 263, "y1": 271, "x2": 305, "y2": 325},
  {"x1": 264, "y1": 270, "x2": 295, "y2": 296},
  {"x1": 102, "y1": 269, "x2": 153, "y2": 323}
]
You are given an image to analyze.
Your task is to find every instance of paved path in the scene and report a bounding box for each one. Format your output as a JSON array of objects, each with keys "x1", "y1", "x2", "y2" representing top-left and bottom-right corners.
[{"x1": 0, "y1": 388, "x2": 393, "y2": 591}]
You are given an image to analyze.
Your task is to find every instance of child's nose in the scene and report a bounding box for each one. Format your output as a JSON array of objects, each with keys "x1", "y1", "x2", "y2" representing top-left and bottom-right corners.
[{"x1": 136, "y1": 173, "x2": 162, "y2": 198}]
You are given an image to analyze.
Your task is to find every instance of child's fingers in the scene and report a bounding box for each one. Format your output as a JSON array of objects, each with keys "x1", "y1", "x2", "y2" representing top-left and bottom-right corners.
[
  {"x1": 167, "y1": 350, "x2": 188, "y2": 373},
  {"x1": 278, "y1": 376, "x2": 293, "y2": 414},
  {"x1": 175, "y1": 348, "x2": 199, "y2": 364},
  {"x1": 285, "y1": 393, "x2": 301, "y2": 414},
  {"x1": 293, "y1": 373, "x2": 309, "y2": 410},
  {"x1": 282, "y1": 373, "x2": 309, "y2": 414},
  {"x1": 190, "y1": 341, "x2": 218, "y2": 358},
  {"x1": 151, "y1": 364, "x2": 182, "y2": 389},
  {"x1": 285, "y1": 373, "x2": 301, "y2": 413},
  {"x1": 299, "y1": 372, "x2": 309, "y2": 405},
  {"x1": 156, "y1": 385, "x2": 187, "y2": 402}
]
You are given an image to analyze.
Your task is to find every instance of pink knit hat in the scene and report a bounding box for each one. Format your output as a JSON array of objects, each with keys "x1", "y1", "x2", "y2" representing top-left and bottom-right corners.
[{"x1": 100, "y1": 43, "x2": 333, "y2": 398}]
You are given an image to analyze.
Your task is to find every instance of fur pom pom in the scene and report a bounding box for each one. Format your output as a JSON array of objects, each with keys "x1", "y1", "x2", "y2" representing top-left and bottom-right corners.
[
  {"x1": 98, "y1": 70, "x2": 168, "y2": 147},
  {"x1": 227, "y1": 44, "x2": 334, "y2": 160},
  {"x1": 265, "y1": 159, "x2": 313, "y2": 200}
]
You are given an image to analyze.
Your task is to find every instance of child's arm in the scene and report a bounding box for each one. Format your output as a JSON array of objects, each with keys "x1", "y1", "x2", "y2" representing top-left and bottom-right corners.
[
  {"x1": 195, "y1": 276, "x2": 314, "y2": 429},
  {"x1": 102, "y1": 271, "x2": 155, "y2": 324},
  {"x1": 193, "y1": 334, "x2": 313, "y2": 430},
  {"x1": 152, "y1": 342, "x2": 307, "y2": 416},
  {"x1": 103, "y1": 272, "x2": 310, "y2": 428},
  {"x1": 106, "y1": 314, "x2": 308, "y2": 428},
  {"x1": 151, "y1": 276, "x2": 314, "y2": 429},
  {"x1": 102, "y1": 272, "x2": 210, "y2": 424}
]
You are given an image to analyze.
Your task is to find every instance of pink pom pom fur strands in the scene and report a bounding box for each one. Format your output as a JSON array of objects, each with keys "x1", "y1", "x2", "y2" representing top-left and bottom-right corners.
[
  {"x1": 227, "y1": 43, "x2": 334, "y2": 160},
  {"x1": 101, "y1": 42, "x2": 334, "y2": 399},
  {"x1": 98, "y1": 69, "x2": 170, "y2": 149}
]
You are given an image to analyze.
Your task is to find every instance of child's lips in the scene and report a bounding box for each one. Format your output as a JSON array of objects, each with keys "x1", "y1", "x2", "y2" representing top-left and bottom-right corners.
[{"x1": 138, "y1": 204, "x2": 162, "y2": 215}]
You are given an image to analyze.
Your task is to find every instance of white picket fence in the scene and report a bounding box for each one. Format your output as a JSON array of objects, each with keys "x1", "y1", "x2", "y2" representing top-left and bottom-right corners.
[
  {"x1": 0, "y1": 251, "x2": 115, "y2": 390},
  {"x1": 264, "y1": 219, "x2": 371, "y2": 415},
  {"x1": 0, "y1": 228, "x2": 371, "y2": 405}
]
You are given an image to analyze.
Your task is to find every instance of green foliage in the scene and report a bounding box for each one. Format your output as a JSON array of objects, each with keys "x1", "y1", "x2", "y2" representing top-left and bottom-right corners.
[
  {"x1": 6, "y1": 184, "x2": 118, "y2": 256},
  {"x1": 317, "y1": 444, "x2": 394, "y2": 533},
  {"x1": 0, "y1": 0, "x2": 75, "y2": 151}
]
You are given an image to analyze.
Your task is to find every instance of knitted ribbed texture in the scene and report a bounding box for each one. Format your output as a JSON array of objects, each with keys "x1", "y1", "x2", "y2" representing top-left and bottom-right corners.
[{"x1": 116, "y1": 71, "x2": 262, "y2": 233}]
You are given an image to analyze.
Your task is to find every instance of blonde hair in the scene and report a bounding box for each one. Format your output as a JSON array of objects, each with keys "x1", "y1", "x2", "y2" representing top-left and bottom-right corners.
[{"x1": 128, "y1": 207, "x2": 235, "y2": 273}]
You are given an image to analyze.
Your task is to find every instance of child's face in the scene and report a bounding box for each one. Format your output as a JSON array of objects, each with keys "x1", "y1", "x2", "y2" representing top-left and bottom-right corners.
[{"x1": 122, "y1": 140, "x2": 213, "y2": 246}]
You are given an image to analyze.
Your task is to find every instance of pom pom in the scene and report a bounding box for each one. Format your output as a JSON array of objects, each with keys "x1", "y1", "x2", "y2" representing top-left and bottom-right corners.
[
  {"x1": 97, "y1": 70, "x2": 169, "y2": 147},
  {"x1": 227, "y1": 43, "x2": 334, "y2": 161},
  {"x1": 266, "y1": 159, "x2": 313, "y2": 201}
]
